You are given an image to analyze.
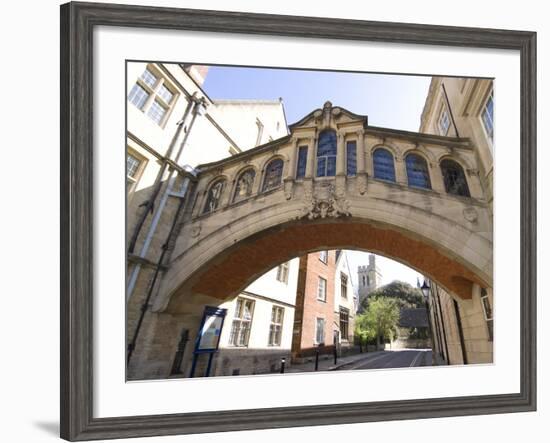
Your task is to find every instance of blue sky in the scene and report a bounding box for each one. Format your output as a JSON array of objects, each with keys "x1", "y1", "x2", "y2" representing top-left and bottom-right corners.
[
  {"x1": 203, "y1": 65, "x2": 428, "y2": 288},
  {"x1": 203, "y1": 65, "x2": 431, "y2": 131}
]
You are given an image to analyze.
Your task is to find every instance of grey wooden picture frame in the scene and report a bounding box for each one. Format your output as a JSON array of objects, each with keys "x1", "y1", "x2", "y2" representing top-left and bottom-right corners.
[{"x1": 60, "y1": 1, "x2": 537, "y2": 441}]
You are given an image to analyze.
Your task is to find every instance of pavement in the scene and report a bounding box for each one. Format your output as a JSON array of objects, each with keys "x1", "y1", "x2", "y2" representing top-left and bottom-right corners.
[{"x1": 286, "y1": 348, "x2": 434, "y2": 373}]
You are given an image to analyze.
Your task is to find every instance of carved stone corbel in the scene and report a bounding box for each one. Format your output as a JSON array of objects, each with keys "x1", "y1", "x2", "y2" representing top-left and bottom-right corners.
[
  {"x1": 283, "y1": 177, "x2": 294, "y2": 200},
  {"x1": 356, "y1": 172, "x2": 368, "y2": 195}
]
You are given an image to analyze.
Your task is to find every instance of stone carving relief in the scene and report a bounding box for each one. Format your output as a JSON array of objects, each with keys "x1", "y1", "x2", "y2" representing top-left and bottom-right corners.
[
  {"x1": 301, "y1": 181, "x2": 351, "y2": 220},
  {"x1": 463, "y1": 207, "x2": 478, "y2": 223},
  {"x1": 190, "y1": 223, "x2": 202, "y2": 238}
]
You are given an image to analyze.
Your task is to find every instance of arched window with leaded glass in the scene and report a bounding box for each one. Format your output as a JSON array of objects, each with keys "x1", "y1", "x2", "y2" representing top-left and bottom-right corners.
[
  {"x1": 405, "y1": 153, "x2": 431, "y2": 189},
  {"x1": 373, "y1": 148, "x2": 396, "y2": 182},
  {"x1": 262, "y1": 158, "x2": 284, "y2": 192},
  {"x1": 233, "y1": 169, "x2": 256, "y2": 203},
  {"x1": 202, "y1": 178, "x2": 226, "y2": 214},
  {"x1": 440, "y1": 159, "x2": 470, "y2": 197},
  {"x1": 316, "y1": 130, "x2": 337, "y2": 177}
]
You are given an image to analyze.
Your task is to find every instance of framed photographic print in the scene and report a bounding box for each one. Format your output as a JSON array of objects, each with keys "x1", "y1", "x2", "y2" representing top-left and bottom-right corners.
[{"x1": 60, "y1": 1, "x2": 536, "y2": 441}]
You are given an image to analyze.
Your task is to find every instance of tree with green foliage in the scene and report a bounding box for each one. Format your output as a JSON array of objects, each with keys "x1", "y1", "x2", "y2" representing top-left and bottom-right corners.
[
  {"x1": 355, "y1": 297, "x2": 400, "y2": 349},
  {"x1": 359, "y1": 280, "x2": 424, "y2": 313},
  {"x1": 354, "y1": 312, "x2": 376, "y2": 350}
]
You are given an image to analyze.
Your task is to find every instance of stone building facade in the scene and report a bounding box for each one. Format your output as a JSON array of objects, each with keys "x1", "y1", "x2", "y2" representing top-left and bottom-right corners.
[
  {"x1": 125, "y1": 62, "x2": 297, "y2": 379},
  {"x1": 425, "y1": 279, "x2": 493, "y2": 365},
  {"x1": 199, "y1": 258, "x2": 300, "y2": 377},
  {"x1": 419, "y1": 76, "x2": 494, "y2": 365},
  {"x1": 125, "y1": 66, "x2": 494, "y2": 379}
]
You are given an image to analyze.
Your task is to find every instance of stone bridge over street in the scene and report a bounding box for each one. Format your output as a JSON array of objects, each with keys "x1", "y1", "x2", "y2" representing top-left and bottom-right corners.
[{"x1": 154, "y1": 101, "x2": 493, "y2": 315}]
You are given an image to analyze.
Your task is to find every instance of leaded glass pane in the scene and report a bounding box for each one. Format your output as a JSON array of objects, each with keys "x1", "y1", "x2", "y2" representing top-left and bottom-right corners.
[
  {"x1": 326, "y1": 156, "x2": 336, "y2": 176},
  {"x1": 126, "y1": 153, "x2": 141, "y2": 178},
  {"x1": 406, "y1": 154, "x2": 431, "y2": 189},
  {"x1": 316, "y1": 130, "x2": 337, "y2": 177},
  {"x1": 438, "y1": 109, "x2": 450, "y2": 135},
  {"x1": 482, "y1": 92, "x2": 494, "y2": 142},
  {"x1": 441, "y1": 159, "x2": 470, "y2": 197},
  {"x1": 158, "y1": 84, "x2": 174, "y2": 104},
  {"x1": 269, "y1": 306, "x2": 284, "y2": 346},
  {"x1": 316, "y1": 157, "x2": 326, "y2": 177},
  {"x1": 141, "y1": 69, "x2": 157, "y2": 87},
  {"x1": 262, "y1": 159, "x2": 283, "y2": 192},
  {"x1": 339, "y1": 308, "x2": 349, "y2": 339},
  {"x1": 316, "y1": 318, "x2": 325, "y2": 344},
  {"x1": 147, "y1": 100, "x2": 167, "y2": 125},
  {"x1": 229, "y1": 298, "x2": 254, "y2": 346},
  {"x1": 233, "y1": 169, "x2": 255, "y2": 202},
  {"x1": 346, "y1": 141, "x2": 357, "y2": 176},
  {"x1": 318, "y1": 277, "x2": 327, "y2": 301},
  {"x1": 128, "y1": 83, "x2": 150, "y2": 110},
  {"x1": 373, "y1": 149, "x2": 396, "y2": 182},
  {"x1": 203, "y1": 179, "x2": 225, "y2": 214},
  {"x1": 296, "y1": 146, "x2": 308, "y2": 178}
]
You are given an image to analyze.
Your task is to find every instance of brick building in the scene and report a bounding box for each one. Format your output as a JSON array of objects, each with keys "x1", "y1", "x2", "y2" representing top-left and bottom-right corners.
[{"x1": 291, "y1": 250, "x2": 357, "y2": 362}]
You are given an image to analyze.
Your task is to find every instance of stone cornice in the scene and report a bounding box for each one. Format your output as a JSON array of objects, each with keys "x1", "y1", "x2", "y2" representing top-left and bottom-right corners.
[
  {"x1": 197, "y1": 134, "x2": 293, "y2": 172},
  {"x1": 365, "y1": 125, "x2": 473, "y2": 150}
]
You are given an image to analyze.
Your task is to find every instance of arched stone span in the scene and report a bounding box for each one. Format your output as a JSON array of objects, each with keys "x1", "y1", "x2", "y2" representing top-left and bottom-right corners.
[
  {"x1": 160, "y1": 214, "x2": 490, "y2": 314},
  {"x1": 153, "y1": 102, "x2": 492, "y2": 313}
]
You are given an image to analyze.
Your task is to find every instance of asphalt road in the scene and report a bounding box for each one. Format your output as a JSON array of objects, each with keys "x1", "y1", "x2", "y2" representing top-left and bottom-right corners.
[{"x1": 336, "y1": 349, "x2": 432, "y2": 371}]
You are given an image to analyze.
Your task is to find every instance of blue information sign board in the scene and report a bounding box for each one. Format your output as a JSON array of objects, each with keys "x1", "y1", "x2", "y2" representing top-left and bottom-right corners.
[{"x1": 190, "y1": 306, "x2": 227, "y2": 377}]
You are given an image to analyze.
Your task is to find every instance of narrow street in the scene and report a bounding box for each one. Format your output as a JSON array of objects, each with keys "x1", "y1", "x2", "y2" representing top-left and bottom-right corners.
[{"x1": 335, "y1": 349, "x2": 432, "y2": 371}]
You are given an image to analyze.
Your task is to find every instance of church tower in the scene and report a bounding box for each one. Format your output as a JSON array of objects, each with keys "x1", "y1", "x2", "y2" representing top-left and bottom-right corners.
[{"x1": 357, "y1": 254, "x2": 383, "y2": 310}]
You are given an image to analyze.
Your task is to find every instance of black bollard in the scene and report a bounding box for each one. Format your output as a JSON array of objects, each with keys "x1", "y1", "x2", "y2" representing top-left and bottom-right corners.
[
  {"x1": 314, "y1": 348, "x2": 320, "y2": 371},
  {"x1": 280, "y1": 357, "x2": 286, "y2": 374}
]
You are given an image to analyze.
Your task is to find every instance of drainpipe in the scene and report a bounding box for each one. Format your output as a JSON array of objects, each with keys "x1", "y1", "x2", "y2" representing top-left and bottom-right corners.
[
  {"x1": 128, "y1": 93, "x2": 197, "y2": 254},
  {"x1": 126, "y1": 98, "x2": 206, "y2": 301},
  {"x1": 441, "y1": 82, "x2": 460, "y2": 138},
  {"x1": 453, "y1": 299, "x2": 468, "y2": 364},
  {"x1": 434, "y1": 286, "x2": 450, "y2": 365},
  {"x1": 126, "y1": 172, "x2": 196, "y2": 364}
]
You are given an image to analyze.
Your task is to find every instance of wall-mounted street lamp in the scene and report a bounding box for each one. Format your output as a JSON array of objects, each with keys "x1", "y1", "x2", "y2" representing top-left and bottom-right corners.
[{"x1": 421, "y1": 280, "x2": 430, "y2": 298}]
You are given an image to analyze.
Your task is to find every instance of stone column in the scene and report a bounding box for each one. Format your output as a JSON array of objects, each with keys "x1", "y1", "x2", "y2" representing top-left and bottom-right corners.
[
  {"x1": 429, "y1": 159, "x2": 446, "y2": 193},
  {"x1": 395, "y1": 157, "x2": 408, "y2": 185},
  {"x1": 465, "y1": 168, "x2": 484, "y2": 200},
  {"x1": 305, "y1": 136, "x2": 317, "y2": 178},
  {"x1": 283, "y1": 138, "x2": 298, "y2": 200},
  {"x1": 356, "y1": 130, "x2": 366, "y2": 174},
  {"x1": 336, "y1": 133, "x2": 346, "y2": 176},
  {"x1": 356, "y1": 130, "x2": 367, "y2": 195},
  {"x1": 285, "y1": 138, "x2": 298, "y2": 180},
  {"x1": 365, "y1": 136, "x2": 378, "y2": 178}
]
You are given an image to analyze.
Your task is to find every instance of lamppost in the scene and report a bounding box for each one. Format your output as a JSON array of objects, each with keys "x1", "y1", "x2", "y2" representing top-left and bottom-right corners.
[{"x1": 421, "y1": 279, "x2": 436, "y2": 365}]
